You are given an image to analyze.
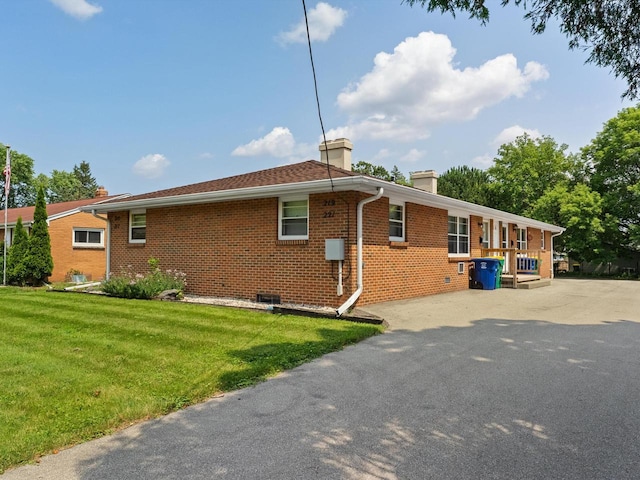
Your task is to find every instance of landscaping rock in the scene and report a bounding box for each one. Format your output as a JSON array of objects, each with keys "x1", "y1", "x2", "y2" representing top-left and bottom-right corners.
[{"x1": 157, "y1": 289, "x2": 182, "y2": 301}]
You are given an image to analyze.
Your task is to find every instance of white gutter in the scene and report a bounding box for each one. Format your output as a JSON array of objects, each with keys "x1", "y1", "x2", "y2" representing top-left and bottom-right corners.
[
  {"x1": 83, "y1": 176, "x2": 564, "y2": 233},
  {"x1": 336, "y1": 187, "x2": 384, "y2": 317},
  {"x1": 91, "y1": 209, "x2": 111, "y2": 279}
]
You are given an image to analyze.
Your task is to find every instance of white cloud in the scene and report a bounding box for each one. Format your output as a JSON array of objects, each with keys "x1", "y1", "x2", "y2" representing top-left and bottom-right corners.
[
  {"x1": 399, "y1": 148, "x2": 426, "y2": 163},
  {"x1": 232, "y1": 127, "x2": 296, "y2": 158},
  {"x1": 491, "y1": 125, "x2": 542, "y2": 147},
  {"x1": 471, "y1": 154, "x2": 493, "y2": 168},
  {"x1": 133, "y1": 154, "x2": 170, "y2": 179},
  {"x1": 331, "y1": 31, "x2": 549, "y2": 142},
  {"x1": 50, "y1": 0, "x2": 103, "y2": 20},
  {"x1": 198, "y1": 152, "x2": 214, "y2": 159},
  {"x1": 277, "y1": 2, "x2": 347, "y2": 45},
  {"x1": 371, "y1": 148, "x2": 393, "y2": 162}
]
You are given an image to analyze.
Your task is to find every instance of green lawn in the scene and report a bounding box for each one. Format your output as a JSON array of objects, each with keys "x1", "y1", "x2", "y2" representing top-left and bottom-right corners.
[{"x1": 0, "y1": 288, "x2": 383, "y2": 473}]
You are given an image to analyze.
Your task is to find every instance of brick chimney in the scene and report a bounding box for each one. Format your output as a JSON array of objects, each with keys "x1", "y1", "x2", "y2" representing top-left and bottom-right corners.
[
  {"x1": 319, "y1": 138, "x2": 353, "y2": 171},
  {"x1": 411, "y1": 170, "x2": 438, "y2": 194},
  {"x1": 95, "y1": 186, "x2": 108, "y2": 198}
]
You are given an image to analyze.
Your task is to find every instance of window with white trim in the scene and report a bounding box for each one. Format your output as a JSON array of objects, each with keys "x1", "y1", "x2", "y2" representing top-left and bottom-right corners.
[
  {"x1": 481, "y1": 220, "x2": 490, "y2": 249},
  {"x1": 73, "y1": 228, "x2": 104, "y2": 247},
  {"x1": 448, "y1": 215, "x2": 469, "y2": 256},
  {"x1": 389, "y1": 203, "x2": 405, "y2": 241},
  {"x1": 501, "y1": 225, "x2": 508, "y2": 249},
  {"x1": 541, "y1": 230, "x2": 545, "y2": 250},
  {"x1": 129, "y1": 210, "x2": 146, "y2": 243},
  {"x1": 279, "y1": 197, "x2": 308, "y2": 240},
  {"x1": 517, "y1": 228, "x2": 527, "y2": 250}
]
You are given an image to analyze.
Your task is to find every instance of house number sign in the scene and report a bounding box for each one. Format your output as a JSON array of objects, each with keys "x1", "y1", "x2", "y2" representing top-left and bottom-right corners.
[{"x1": 323, "y1": 198, "x2": 336, "y2": 218}]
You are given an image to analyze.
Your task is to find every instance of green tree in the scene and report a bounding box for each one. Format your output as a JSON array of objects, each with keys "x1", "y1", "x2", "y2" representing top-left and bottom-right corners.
[
  {"x1": 0, "y1": 144, "x2": 36, "y2": 208},
  {"x1": 389, "y1": 166, "x2": 411, "y2": 186},
  {"x1": 73, "y1": 161, "x2": 98, "y2": 198},
  {"x1": 7, "y1": 217, "x2": 29, "y2": 285},
  {"x1": 487, "y1": 134, "x2": 582, "y2": 215},
  {"x1": 47, "y1": 170, "x2": 84, "y2": 203},
  {"x1": 530, "y1": 184, "x2": 606, "y2": 263},
  {"x1": 352, "y1": 161, "x2": 411, "y2": 185},
  {"x1": 24, "y1": 187, "x2": 53, "y2": 284},
  {"x1": 36, "y1": 162, "x2": 100, "y2": 203},
  {"x1": 403, "y1": 0, "x2": 640, "y2": 99},
  {"x1": 584, "y1": 105, "x2": 640, "y2": 257},
  {"x1": 438, "y1": 165, "x2": 492, "y2": 206}
]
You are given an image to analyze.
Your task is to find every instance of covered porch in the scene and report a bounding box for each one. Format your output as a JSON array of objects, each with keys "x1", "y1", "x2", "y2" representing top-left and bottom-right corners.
[{"x1": 481, "y1": 248, "x2": 549, "y2": 289}]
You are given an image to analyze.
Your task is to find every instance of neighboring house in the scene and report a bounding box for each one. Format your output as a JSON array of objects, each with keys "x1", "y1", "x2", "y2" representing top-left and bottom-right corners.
[
  {"x1": 85, "y1": 139, "x2": 564, "y2": 312},
  {"x1": 1, "y1": 189, "x2": 129, "y2": 282}
]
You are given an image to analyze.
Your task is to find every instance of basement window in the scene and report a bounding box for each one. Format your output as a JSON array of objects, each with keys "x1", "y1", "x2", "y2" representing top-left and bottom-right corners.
[
  {"x1": 73, "y1": 228, "x2": 104, "y2": 248},
  {"x1": 129, "y1": 210, "x2": 146, "y2": 243},
  {"x1": 279, "y1": 197, "x2": 308, "y2": 240}
]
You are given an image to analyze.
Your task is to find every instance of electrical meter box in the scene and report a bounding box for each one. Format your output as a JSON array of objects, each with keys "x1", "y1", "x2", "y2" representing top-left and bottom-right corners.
[{"x1": 325, "y1": 239, "x2": 345, "y2": 261}]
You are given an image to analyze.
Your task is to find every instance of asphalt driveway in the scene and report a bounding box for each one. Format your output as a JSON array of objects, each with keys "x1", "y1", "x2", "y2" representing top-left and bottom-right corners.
[{"x1": 3, "y1": 278, "x2": 640, "y2": 479}]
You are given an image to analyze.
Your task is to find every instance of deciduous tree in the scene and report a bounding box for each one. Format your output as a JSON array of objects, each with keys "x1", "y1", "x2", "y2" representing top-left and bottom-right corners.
[
  {"x1": 584, "y1": 105, "x2": 640, "y2": 257},
  {"x1": 487, "y1": 134, "x2": 582, "y2": 215},
  {"x1": 530, "y1": 183, "x2": 606, "y2": 262},
  {"x1": 0, "y1": 144, "x2": 36, "y2": 208}
]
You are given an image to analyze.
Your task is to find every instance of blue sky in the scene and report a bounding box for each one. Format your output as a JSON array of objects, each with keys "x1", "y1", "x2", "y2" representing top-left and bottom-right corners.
[{"x1": 1, "y1": 0, "x2": 634, "y2": 196}]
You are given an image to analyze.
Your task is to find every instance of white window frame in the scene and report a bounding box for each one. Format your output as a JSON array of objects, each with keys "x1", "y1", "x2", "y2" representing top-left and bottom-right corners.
[
  {"x1": 541, "y1": 230, "x2": 545, "y2": 250},
  {"x1": 72, "y1": 227, "x2": 104, "y2": 248},
  {"x1": 501, "y1": 224, "x2": 508, "y2": 249},
  {"x1": 278, "y1": 196, "x2": 308, "y2": 240},
  {"x1": 389, "y1": 202, "x2": 405, "y2": 242},
  {"x1": 517, "y1": 228, "x2": 527, "y2": 250},
  {"x1": 129, "y1": 210, "x2": 147, "y2": 244},
  {"x1": 481, "y1": 220, "x2": 490, "y2": 249},
  {"x1": 448, "y1": 214, "x2": 470, "y2": 257}
]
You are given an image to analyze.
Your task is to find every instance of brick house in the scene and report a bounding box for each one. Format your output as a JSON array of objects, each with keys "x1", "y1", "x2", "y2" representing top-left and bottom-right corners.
[
  {"x1": 1, "y1": 189, "x2": 129, "y2": 282},
  {"x1": 85, "y1": 140, "x2": 564, "y2": 313}
]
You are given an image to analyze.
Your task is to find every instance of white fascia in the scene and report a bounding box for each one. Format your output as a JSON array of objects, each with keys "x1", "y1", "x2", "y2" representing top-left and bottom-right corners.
[
  {"x1": 82, "y1": 177, "x2": 377, "y2": 214},
  {"x1": 82, "y1": 175, "x2": 565, "y2": 234}
]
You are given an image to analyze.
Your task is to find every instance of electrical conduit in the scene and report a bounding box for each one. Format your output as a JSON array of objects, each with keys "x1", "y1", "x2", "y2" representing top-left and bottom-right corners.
[{"x1": 336, "y1": 187, "x2": 384, "y2": 317}]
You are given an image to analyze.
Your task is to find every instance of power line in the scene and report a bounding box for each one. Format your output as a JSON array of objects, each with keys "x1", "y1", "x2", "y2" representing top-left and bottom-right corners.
[{"x1": 302, "y1": 0, "x2": 334, "y2": 191}]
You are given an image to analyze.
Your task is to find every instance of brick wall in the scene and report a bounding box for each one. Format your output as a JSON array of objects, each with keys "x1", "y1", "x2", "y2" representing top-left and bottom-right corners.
[
  {"x1": 1, "y1": 214, "x2": 108, "y2": 282},
  {"x1": 107, "y1": 192, "x2": 495, "y2": 308},
  {"x1": 48, "y1": 212, "x2": 108, "y2": 282}
]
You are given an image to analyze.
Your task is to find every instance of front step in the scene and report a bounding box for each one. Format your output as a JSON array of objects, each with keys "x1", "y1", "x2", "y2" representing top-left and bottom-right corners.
[
  {"x1": 517, "y1": 278, "x2": 552, "y2": 289},
  {"x1": 499, "y1": 275, "x2": 550, "y2": 289}
]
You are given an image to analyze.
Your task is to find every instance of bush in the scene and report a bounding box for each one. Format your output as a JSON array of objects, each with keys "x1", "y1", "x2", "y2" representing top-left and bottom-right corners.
[{"x1": 102, "y1": 258, "x2": 186, "y2": 299}]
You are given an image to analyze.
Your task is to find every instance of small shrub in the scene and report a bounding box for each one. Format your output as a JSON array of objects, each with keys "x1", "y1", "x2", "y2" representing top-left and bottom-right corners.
[{"x1": 102, "y1": 258, "x2": 186, "y2": 299}]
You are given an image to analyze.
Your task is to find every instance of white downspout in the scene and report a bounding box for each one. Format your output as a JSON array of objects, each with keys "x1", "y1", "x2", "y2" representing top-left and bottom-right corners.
[
  {"x1": 336, "y1": 187, "x2": 384, "y2": 317},
  {"x1": 550, "y1": 232, "x2": 563, "y2": 279},
  {"x1": 91, "y1": 209, "x2": 111, "y2": 279}
]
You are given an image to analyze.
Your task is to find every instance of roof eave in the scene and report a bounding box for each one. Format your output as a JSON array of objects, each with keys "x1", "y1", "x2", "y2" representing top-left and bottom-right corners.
[
  {"x1": 82, "y1": 177, "x2": 375, "y2": 213},
  {"x1": 82, "y1": 176, "x2": 564, "y2": 233}
]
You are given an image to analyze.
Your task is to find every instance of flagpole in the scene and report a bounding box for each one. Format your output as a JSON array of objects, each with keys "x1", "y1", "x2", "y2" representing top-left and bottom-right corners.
[{"x1": 3, "y1": 145, "x2": 10, "y2": 286}]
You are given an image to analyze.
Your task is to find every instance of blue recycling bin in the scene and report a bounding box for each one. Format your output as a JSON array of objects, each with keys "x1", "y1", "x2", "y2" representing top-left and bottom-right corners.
[{"x1": 470, "y1": 258, "x2": 500, "y2": 290}]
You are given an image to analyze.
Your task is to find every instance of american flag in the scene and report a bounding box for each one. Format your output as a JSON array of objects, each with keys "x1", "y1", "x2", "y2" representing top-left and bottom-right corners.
[{"x1": 3, "y1": 163, "x2": 9, "y2": 196}]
